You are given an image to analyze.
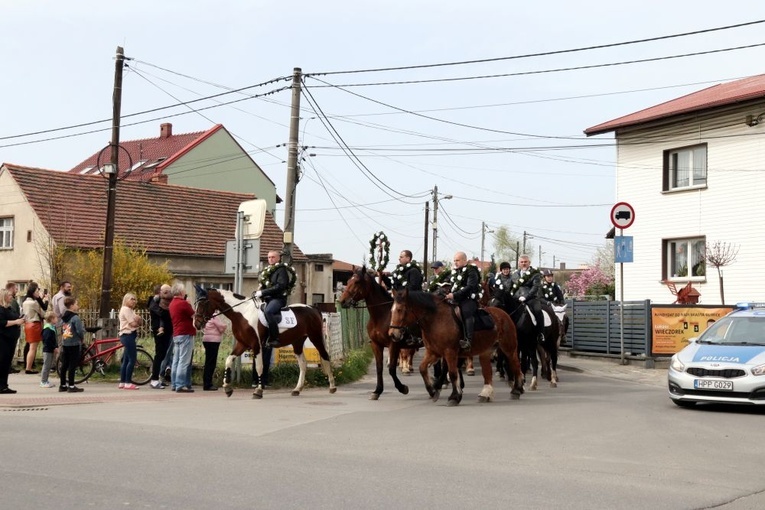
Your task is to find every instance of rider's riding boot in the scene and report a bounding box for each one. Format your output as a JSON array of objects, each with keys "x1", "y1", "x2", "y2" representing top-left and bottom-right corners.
[
  {"x1": 407, "y1": 336, "x2": 423, "y2": 349},
  {"x1": 265, "y1": 319, "x2": 280, "y2": 347},
  {"x1": 459, "y1": 316, "x2": 475, "y2": 351}
]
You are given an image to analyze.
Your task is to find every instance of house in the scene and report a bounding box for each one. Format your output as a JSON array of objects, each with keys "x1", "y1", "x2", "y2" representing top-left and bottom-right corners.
[
  {"x1": 585, "y1": 74, "x2": 765, "y2": 304},
  {"x1": 69, "y1": 123, "x2": 280, "y2": 216},
  {"x1": 0, "y1": 164, "x2": 307, "y2": 303},
  {"x1": 304, "y1": 253, "x2": 335, "y2": 306}
]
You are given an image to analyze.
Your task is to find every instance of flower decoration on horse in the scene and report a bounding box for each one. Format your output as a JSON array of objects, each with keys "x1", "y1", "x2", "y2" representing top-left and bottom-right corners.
[
  {"x1": 450, "y1": 263, "x2": 483, "y2": 301},
  {"x1": 259, "y1": 262, "x2": 298, "y2": 296},
  {"x1": 368, "y1": 231, "x2": 390, "y2": 272}
]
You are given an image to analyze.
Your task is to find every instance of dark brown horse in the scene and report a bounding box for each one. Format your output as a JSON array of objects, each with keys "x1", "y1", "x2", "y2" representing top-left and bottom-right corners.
[
  {"x1": 338, "y1": 266, "x2": 411, "y2": 400},
  {"x1": 388, "y1": 289, "x2": 524, "y2": 406},
  {"x1": 193, "y1": 286, "x2": 336, "y2": 398}
]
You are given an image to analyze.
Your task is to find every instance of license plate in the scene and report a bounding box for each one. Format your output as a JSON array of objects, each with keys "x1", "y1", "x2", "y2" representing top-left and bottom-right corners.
[{"x1": 694, "y1": 379, "x2": 734, "y2": 391}]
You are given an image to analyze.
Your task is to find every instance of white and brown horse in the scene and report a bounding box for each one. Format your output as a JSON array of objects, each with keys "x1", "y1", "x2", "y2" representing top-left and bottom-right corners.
[{"x1": 193, "y1": 286, "x2": 336, "y2": 399}]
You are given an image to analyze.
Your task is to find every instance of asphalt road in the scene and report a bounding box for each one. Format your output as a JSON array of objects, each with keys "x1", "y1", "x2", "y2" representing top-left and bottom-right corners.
[{"x1": 2, "y1": 354, "x2": 765, "y2": 510}]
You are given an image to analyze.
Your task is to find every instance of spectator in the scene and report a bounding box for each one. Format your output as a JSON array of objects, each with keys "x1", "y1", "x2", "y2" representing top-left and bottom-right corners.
[
  {"x1": 0, "y1": 288, "x2": 24, "y2": 394},
  {"x1": 51, "y1": 281, "x2": 72, "y2": 322},
  {"x1": 118, "y1": 293, "x2": 143, "y2": 390},
  {"x1": 202, "y1": 315, "x2": 226, "y2": 391},
  {"x1": 169, "y1": 283, "x2": 196, "y2": 393},
  {"x1": 5, "y1": 282, "x2": 21, "y2": 373},
  {"x1": 22, "y1": 282, "x2": 47, "y2": 374},
  {"x1": 59, "y1": 296, "x2": 85, "y2": 393},
  {"x1": 149, "y1": 284, "x2": 173, "y2": 389},
  {"x1": 40, "y1": 311, "x2": 58, "y2": 388}
]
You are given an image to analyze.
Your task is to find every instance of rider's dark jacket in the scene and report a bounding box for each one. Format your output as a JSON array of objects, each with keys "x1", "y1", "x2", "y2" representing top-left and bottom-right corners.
[
  {"x1": 541, "y1": 281, "x2": 565, "y2": 305},
  {"x1": 510, "y1": 268, "x2": 542, "y2": 301},
  {"x1": 261, "y1": 265, "x2": 289, "y2": 302},
  {"x1": 391, "y1": 262, "x2": 423, "y2": 292},
  {"x1": 451, "y1": 264, "x2": 481, "y2": 304}
]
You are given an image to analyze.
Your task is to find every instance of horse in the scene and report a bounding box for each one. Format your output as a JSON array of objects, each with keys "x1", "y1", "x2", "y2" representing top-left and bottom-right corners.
[
  {"x1": 193, "y1": 286, "x2": 336, "y2": 398},
  {"x1": 494, "y1": 293, "x2": 560, "y2": 389},
  {"x1": 339, "y1": 267, "x2": 463, "y2": 399},
  {"x1": 554, "y1": 303, "x2": 569, "y2": 347},
  {"x1": 388, "y1": 288, "x2": 524, "y2": 406}
]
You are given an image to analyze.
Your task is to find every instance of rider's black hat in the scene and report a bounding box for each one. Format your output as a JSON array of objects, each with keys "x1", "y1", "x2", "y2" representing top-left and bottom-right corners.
[
  {"x1": 542, "y1": 269, "x2": 553, "y2": 276},
  {"x1": 499, "y1": 262, "x2": 511, "y2": 270}
]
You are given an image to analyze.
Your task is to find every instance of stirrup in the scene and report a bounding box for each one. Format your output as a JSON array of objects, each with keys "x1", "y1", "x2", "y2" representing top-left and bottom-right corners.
[{"x1": 459, "y1": 339, "x2": 471, "y2": 350}]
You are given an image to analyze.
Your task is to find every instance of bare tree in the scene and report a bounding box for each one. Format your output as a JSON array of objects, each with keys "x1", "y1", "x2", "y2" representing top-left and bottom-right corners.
[{"x1": 706, "y1": 241, "x2": 739, "y2": 305}]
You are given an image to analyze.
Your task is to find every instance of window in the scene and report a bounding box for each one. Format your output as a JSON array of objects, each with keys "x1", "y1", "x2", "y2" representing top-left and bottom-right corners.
[
  {"x1": 314, "y1": 264, "x2": 324, "y2": 272},
  {"x1": 0, "y1": 218, "x2": 13, "y2": 249},
  {"x1": 664, "y1": 144, "x2": 707, "y2": 191},
  {"x1": 312, "y1": 293, "x2": 324, "y2": 305},
  {"x1": 664, "y1": 237, "x2": 705, "y2": 280},
  {"x1": 198, "y1": 282, "x2": 233, "y2": 291}
]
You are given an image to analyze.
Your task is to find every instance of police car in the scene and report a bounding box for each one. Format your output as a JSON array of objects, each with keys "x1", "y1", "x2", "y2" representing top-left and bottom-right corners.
[{"x1": 668, "y1": 302, "x2": 765, "y2": 407}]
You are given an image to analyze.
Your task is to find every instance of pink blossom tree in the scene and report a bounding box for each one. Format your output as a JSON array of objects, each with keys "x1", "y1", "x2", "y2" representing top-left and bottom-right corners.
[{"x1": 566, "y1": 261, "x2": 615, "y2": 298}]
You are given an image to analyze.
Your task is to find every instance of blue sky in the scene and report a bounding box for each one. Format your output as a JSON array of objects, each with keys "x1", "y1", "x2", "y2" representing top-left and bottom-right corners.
[{"x1": 2, "y1": 1, "x2": 765, "y2": 269}]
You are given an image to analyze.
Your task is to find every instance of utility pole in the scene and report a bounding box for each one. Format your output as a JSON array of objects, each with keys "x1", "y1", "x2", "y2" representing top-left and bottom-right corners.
[
  {"x1": 423, "y1": 202, "x2": 429, "y2": 277},
  {"x1": 538, "y1": 245, "x2": 543, "y2": 267},
  {"x1": 480, "y1": 221, "x2": 494, "y2": 268},
  {"x1": 431, "y1": 185, "x2": 439, "y2": 265},
  {"x1": 522, "y1": 230, "x2": 528, "y2": 256},
  {"x1": 552, "y1": 254, "x2": 556, "y2": 269},
  {"x1": 282, "y1": 67, "x2": 302, "y2": 266},
  {"x1": 99, "y1": 46, "x2": 125, "y2": 319}
]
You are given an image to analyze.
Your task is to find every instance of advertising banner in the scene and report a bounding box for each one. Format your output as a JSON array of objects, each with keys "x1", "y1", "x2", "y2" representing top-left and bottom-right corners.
[{"x1": 651, "y1": 306, "x2": 733, "y2": 355}]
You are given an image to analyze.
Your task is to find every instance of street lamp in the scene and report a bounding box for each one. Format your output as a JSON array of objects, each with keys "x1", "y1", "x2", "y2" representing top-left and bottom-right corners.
[
  {"x1": 431, "y1": 185, "x2": 452, "y2": 264},
  {"x1": 481, "y1": 222, "x2": 494, "y2": 268}
]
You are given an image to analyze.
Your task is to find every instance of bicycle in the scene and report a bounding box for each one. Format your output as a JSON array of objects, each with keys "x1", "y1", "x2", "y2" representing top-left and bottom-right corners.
[{"x1": 57, "y1": 327, "x2": 154, "y2": 385}]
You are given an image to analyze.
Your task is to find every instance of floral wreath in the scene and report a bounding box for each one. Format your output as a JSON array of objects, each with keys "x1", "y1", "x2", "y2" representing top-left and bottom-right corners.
[
  {"x1": 391, "y1": 259, "x2": 423, "y2": 288},
  {"x1": 449, "y1": 264, "x2": 483, "y2": 300},
  {"x1": 428, "y1": 268, "x2": 452, "y2": 292},
  {"x1": 259, "y1": 262, "x2": 298, "y2": 295},
  {"x1": 508, "y1": 266, "x2": 540, "y2": 294},
  {"x1": 368, "y1": 231, "x2": 390, "y2": 272},
  {"x1": 541, "y1": 281, "x2": 557, "y2": 301}
]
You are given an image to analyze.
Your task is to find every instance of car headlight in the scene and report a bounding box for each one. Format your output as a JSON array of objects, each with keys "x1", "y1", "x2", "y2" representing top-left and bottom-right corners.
[
  {"x1": 670, "y1": 355, "x2": 685, "y2": 373},
  {"x1": 752, "y1": 363, "x2": 765, "y2": 376}
]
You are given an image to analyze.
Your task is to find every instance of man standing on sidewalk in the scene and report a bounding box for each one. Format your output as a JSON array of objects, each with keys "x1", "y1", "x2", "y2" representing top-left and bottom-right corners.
[{"x1": 169, "y1": 283, "x2": 196, "y2": 393}]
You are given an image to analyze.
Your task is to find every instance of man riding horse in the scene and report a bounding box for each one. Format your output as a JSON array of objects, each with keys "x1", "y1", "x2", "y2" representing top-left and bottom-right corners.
[
  {"x1": 509, "y1": 255, "x2": 544, "y2": 344},
  {"x1": 254, "y1": 250, "x2": 290, "y2": 348},
  {"x1": 445, "y1": 251, "x2": 481, "y2": 351},
  {"x1": 389, "y1": 250, "x2": 424, "y2": 347}
]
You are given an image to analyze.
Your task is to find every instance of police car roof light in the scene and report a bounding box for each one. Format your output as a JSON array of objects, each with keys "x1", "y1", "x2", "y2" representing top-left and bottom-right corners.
[{"x1": 734, "y1": 302, "x2": 765, "y2": 310}]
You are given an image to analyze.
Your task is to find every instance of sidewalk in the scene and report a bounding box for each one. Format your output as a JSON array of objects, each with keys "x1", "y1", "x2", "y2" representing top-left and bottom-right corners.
[{"x1": 558, "y1": 350, "x2": 668, "y2": 388}]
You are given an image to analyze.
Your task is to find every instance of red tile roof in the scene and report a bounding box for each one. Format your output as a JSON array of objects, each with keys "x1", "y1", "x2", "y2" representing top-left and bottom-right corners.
[
  {"x1": 4, "y1": 164, "x2": 305, "y2": 261},
  {"x1": 69, "y1": 124, "x2": 221, "y2": 181},
  {"x1": 585, "y1": 74, "x2": 765, "y2": 136}
]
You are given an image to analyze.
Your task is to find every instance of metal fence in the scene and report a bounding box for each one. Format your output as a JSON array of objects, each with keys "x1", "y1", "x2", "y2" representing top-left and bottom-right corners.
[{"x1": 568, "y1": 299, "x2": 651, "y2": 355}]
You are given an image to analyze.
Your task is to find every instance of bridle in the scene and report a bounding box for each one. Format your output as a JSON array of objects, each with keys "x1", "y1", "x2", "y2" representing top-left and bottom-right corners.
[{"x1": 194, "y1": 295, "x2": 255, "y2": 325}]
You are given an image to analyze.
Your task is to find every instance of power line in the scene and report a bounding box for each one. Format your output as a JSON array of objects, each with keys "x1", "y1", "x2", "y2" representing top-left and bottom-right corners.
[{"x1": 308, "y1": 20, "x2": 765, "y2": 76}]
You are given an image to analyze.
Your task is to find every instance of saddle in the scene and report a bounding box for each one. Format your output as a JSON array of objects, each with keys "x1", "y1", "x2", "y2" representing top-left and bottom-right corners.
[
  {"x1": 450, "y1": 304, "x2": 495, "y2": 331},
  {"x1": 257, "y1": 305, "x2": 298, "y2": 331}
]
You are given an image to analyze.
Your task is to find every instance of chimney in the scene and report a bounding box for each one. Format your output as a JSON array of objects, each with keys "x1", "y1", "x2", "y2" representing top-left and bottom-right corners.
[
  {"x1": 160, "y1": 123, "x2": 173, "y2": 139},
  {"x1": 150, "y1": 174, "x2": 168, "y2": 184},
  {"x1": 559, "y1": 262, "x2": 566, "y2": 270}
]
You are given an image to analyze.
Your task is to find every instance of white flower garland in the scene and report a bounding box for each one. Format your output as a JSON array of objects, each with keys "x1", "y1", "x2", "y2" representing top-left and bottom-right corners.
[
  {"x1": 508, "y1": 267, "x2": 540, "y2": 294},
  {"x1": 259, "y1": 262, "x2": 297, "y2": 295},
  {"x1": 368, "y1": 231, "x2": 390, "y2": 272},
  {"x1": 449, "y1": 264, "x2": 483, "y2": 300},
  {"x1": 391, "y1": 260, "x2": 423, "y2": 288},
  {"x1": 541, "y1": 281, "x2": 560, "y2": 301}
]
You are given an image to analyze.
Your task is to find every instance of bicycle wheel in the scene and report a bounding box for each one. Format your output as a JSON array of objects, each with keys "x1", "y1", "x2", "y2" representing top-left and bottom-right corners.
[
  {"x1": 131, "y1": 348, "x2": 154, "y2": 385},
  {"x1": 57, "y1": 353, "x2": 97, "y2": 385}
]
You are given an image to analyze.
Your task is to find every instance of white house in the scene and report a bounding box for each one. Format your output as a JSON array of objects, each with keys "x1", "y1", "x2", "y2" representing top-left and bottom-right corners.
[{"x1": 585, "y1": 74, "x2": 765, "y2": 305}]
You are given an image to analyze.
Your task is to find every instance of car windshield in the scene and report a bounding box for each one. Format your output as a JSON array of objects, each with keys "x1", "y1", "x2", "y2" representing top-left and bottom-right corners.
[{"x1": 697, "y1": 316, "x2": 765, "y2": 346}]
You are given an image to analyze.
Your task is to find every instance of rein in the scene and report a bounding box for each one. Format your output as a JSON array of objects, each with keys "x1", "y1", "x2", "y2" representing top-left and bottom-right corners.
[{"x1": 196, "y1": 295, "x2": 256, "y2": 322}]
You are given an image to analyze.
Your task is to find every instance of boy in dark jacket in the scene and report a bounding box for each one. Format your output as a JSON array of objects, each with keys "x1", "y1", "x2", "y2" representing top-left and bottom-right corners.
[
  {"x1": 59, "y1": 297, "x2": 85, "y2": 393},
  {"x1": 40, "y1": 311, "x2": 58, "y2": 388}
]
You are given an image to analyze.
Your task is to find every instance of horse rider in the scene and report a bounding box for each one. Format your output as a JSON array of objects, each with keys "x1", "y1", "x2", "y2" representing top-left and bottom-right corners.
[
  {"x1": 445, "y1": 251, "x2": 481, "y2": 351},
  {"x1": 541, "y1": 269, "x2": 565, "y2": 305},
  {"x1": 390, "y1": 250, "x2": 424, "y2": 346},
  {"x1": 427, "y1": 260, "x2": 451, "y2": 293},
  {"x1": 510, "y1": 254, "x2": 545, "y2": 343},
  {"x1": 254, "y1": 250, "x2": 289, "y2": 348}
]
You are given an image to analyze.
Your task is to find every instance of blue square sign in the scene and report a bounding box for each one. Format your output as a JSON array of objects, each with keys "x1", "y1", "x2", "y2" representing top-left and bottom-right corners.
[{"x1": 614, "y1": 235, "x2": 633, "y2": 263}]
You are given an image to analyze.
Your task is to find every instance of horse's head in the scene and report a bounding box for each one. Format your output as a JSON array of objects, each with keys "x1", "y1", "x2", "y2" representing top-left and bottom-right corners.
[
  {"x1": 193, "y1": 285, "x2": 219, "y2": 330},
  {"x1": 339, "y1": 266, "x2": 382, "y2": 308},
  {"x1": 388, "y1": 288, "x2": 412, "y2": 342}
]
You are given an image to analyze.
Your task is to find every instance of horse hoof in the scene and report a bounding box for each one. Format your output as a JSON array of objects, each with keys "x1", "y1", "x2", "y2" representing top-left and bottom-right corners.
[
  {"x1": 291, "y1": 390, "x2": 300, "y2": 396},
  {"x1": 467, "y1": 369, "x2": 475, "y2": 376},
  {"x1": 225, "y1": 388, "x2": 233, "y2": 398},
  {"x1": 400, "y1": 385, "x2": 409, "y2": 395},
  {"x1": 551, "y1": 381, "x2": 558, "y2": 388},
  {"x1": 329, "y1": 387, "x2": 337, "y2": 394},
  {"x1": 510, "y1": 392, "x2": 521, "y2": 400},
  {"x1": 447, "y1": 399, "x2": 459, "y2": 407},
  {"x1": 431, "y1": 390, "x2": 440, "y2": 402},
  {"x1": 478, "y1": 395, "x2": 490, "y2": 403},
  {"x1": 369, "y1": 393, "x2": 380, "y2": 401},
  {"x1": 252, "y1": 392, "x2": 263, "y2": 400}
]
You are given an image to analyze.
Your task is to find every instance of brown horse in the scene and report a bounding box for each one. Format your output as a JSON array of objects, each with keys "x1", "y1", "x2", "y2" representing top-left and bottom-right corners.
[
  {"x1": 338, "y1": 266, "x2": 411, "y2": 400},
  {"x1": 193, "y1": 286, "x2": 336, "y2": 399},
  {"x1": 388, "y1": 289, "x2": 524, "y2": 406}
]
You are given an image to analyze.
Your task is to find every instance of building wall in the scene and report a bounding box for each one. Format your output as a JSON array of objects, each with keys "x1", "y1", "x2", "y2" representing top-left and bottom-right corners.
[
  {"x1": 614, "y1": 101, "x2": 765, "y2": 304},
  {"x1": 162, "y1": 129, "x2": 278, "y2": 215},
  {"x1": 304, "y1": 257, "x2": 335, "y2": 305}
]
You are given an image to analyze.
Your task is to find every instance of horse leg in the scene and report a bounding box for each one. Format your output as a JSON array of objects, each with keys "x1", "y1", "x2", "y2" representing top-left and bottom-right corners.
[
  {"x1": 502, "y1": 345, "x2": 524, "y2": 400},
  {"x1": 291, "y1": 352, "x2": 308, "y2": 396},
  {"x1": 252, "y1": 350, "x2": 265, "y2": 400},
  {"x1": 550, "y1": 346, "x2": 559, "y2": 388},
  {"x1": 320, "y1": 357, "x2": 337, "y2": 394},
  {"x1": 370, "y1": 341, "x2": 385, "y2": 400},
  {"x1": 537, "y1": 342, "x2": 550, "y2": 381},
  {"x1": 223, "y1": 342, "x2": 246, "y2": 398},
  {"x1": 466, "y1": 356, "x2": 475, "y2": 376},
  {"x1": 477, "y1": 353, "x2": 495, "y2": 403},
  {"x1": 445, "y1": 350, "x2": 463, "y2": 407},
  {"x1": 419, "y1": 350, "x2": 439, "y2": 401},
  {"x1": 530, "y1": 349, "x2": 539, "y2": 391},
  {"x1": 387, "y1": 343, "x2": 410, "y2": 396}
]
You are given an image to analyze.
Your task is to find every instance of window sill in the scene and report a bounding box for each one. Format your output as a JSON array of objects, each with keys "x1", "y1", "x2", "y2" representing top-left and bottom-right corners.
[
  {"x1": 661, "y1": 184, "x2": 707, "y2": 194},
  {"x1": 667, "y1": 277, "x2": 706, "y2": 284}
]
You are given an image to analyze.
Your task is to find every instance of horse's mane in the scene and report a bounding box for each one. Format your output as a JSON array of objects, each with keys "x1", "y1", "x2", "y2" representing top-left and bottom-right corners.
[
  {"x1": 211, "y1": 289, "x2": 260, "y2": 328},
  {"x1": 356, "y1": 265, "x2": 392, "y2": 303},
  {"x1": 397, "y1": 290, "x2": 438, "y2": 312}
]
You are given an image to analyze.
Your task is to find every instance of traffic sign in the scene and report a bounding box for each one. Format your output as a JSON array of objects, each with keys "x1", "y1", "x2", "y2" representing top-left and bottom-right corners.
[{"x1": 610, "y1": 202, "x2": 635, "y2": 229}]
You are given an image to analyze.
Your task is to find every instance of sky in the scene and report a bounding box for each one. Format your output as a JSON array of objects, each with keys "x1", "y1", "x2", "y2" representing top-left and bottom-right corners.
[{"x1": 2, "y1": 1, "x2": 765, "y2": 271}]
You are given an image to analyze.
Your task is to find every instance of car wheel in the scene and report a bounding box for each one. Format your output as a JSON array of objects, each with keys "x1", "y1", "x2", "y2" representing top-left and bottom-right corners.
[{"x1": 672, "y1": 399, "x2": 696, "y2": 408}]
